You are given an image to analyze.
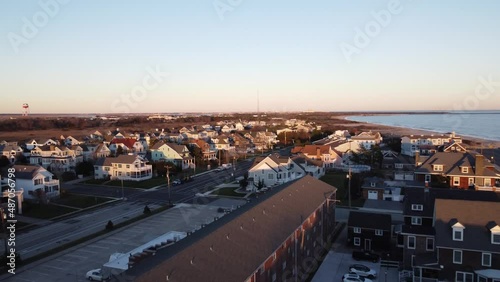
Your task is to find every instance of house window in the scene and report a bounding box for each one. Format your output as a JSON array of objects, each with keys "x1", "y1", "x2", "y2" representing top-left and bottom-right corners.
[
  {"x1": 485, "y1": 179, "x2": 492, "y2": 186},
  {"x1": 118, "y1": 164, "x2": 122, "y2": 168},
  {"x1": 453, "y1": 177, "x2": 460, "y2": 186},
  {"x1": 433, "y1": 165, "x2": 443, "y2": 171},
  {"x1": 408, "y1": 236, "x2": 416, "y2": 249},
  {"x1": 375, "y1": 230, "x2": 383, "y2": 236},
  {"x1": 353, "y1": 227, "x2": 361, "y2": 234},
  {"x1": 411, "y1": 217, "x2": 422, "y2": 225},
  {"x1": 425, "y1": 174, "x2": 431, "y2": 182},
  {"x1": 453, "y1": 250, "x2": 462, "y2": 264},
  {"x1": 126, "y1": 165, "x2": 130, "y2": 168},
  {"x1": 370, "y1": 182, "x2": 376, "y2": 187},
  {"x1": 268, "y1": 174, "x2": 274, "y2": 180},
  {"x1": 461, "y1": 167, "x2": 468, "y2": 173},
  {"x1": 492, "y1": 233, "x2": 500, "y2": 244},
  {"x1": 468, "y1": 178, "x2": 474, "y2": 185},
  {"x1": 482, "y1": 253, "x2": 491, "y2": 267},
  {"x1": 426, "y1": 238, "x2": 434, "y2": 251},
  {"x1": 453, "y1": 229, "x2": 463, "y2": 241},
  {"x1": 354, "y1": 237, "x2": 360, "y2": 246},
  {"x1": 411, "y1": 204, "x2": 423, "y2": 211},
  {"x1": 455, "y1": 271, "x2": 473, "y2": 282}
]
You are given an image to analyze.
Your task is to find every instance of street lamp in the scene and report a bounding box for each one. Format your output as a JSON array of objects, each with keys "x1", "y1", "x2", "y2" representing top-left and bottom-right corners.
[
  {"x1": 120, "y1": 179, "x2": 125, "y2": 200},
  {"x1": 347, "y1": 140, "x2": 352, "y2": 209}
]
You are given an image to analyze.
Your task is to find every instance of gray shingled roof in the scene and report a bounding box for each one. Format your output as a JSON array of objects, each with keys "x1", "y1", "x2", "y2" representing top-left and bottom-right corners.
[
  {"x1": 348, "y1": 211, "x2": 391, "y2": 231},
  {"x1": 415, "y1": 152, "x2": 499, "y2": 177},
  {"x1": 12, "y1": 165, "x2": 43, "y2": 179},
  {"x1": 128, "y1": 176, "x2": 337, "y2": 282},
  {"x1": 434, "y1": 199, "x2": 500, "y2": 253}
]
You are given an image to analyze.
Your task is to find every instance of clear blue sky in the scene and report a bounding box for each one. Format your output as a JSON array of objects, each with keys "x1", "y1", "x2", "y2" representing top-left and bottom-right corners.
[{"x1": 1, "y1": 0, "x2": 499, "y2": 114}]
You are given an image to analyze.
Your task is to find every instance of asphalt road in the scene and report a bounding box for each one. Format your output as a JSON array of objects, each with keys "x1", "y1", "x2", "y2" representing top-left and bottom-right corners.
[
  {"x1": 13, "y1": 159, "x2": 254, "y2": 262},
  {"x1": 66, "y1": 159, "x2": 255, "y2": 205}
]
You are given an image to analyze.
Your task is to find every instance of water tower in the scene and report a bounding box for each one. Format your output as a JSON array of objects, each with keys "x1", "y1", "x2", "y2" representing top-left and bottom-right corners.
[{"x1": 22, "y1": 103, "x2": 29, "y2": 116}]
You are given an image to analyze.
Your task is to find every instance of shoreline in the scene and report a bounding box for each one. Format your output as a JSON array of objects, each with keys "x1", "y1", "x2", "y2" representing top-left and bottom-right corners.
[{"x1": 335, "y1": 116, "x2": 500, "y2": 147}]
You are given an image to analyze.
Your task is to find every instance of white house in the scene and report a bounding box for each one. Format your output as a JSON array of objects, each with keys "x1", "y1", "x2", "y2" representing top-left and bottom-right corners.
[
  {"x1": 64, "y1": 136, "x2": 82, "y2": 146},
  {"x1": 8, "y1": 165, "x2": 60, "y2": 202},
  {"x1": 248, "y1": 154, "x2": 306, "y2": 190},
  {"x1": 30, "y1": 145, "x2": 84, "y2": 172},
  {"x1": 94, "y1": 155, "x2": 152, "y2": 181},
  {"x1": 400, "y1": 132, "x2": 462, "y2": 156},
  {"x1": 150, "y1": 141, "x2": 193, "y2": 170},
  {"x1": 0, "y1": 143, "x2": 23, "y2": 164},
  {"x1": 350, "y1": 131, "x2": 382, "y2": 149},
  {"x1": 291, "y1": 145, "x2": 341, "y2": 168}
]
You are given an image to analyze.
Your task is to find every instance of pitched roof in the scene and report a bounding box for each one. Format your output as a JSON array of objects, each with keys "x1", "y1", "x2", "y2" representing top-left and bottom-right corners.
[
  {"x1": 415, "y1": 151, "x2": 499, "y2": 177},
  {"x1": 95, "y1": 155, "x2": 143, "y2": 166},
  {"x1": 128, "y1": 176, "x2": 337, "y2": 282},
  {"x1": 434, "y1": 198, "x2": 500, "y2": 252},
  {"x1": 12, "y1": 165, "x2": 43, "y2": 179},
  {"x1": 348, "y1": 211, "x2": 391, "y2": 231},
  {"x1": 291, "y1": 145, "x2": 331, "y2": 156},
  {"x1": 110, "y1": 138, "x2": 137, "y2": 149}
]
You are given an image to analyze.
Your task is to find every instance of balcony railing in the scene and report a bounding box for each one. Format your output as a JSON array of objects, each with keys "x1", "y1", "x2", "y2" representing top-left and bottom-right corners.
[{"x1": 44, "y1": 180, "x2": 60, "y2": 186}]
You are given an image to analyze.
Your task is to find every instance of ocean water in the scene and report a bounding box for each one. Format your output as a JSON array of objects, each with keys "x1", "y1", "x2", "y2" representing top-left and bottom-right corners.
[{"x1": 346, "y1": 112, "x2": 500, "y2": 141}]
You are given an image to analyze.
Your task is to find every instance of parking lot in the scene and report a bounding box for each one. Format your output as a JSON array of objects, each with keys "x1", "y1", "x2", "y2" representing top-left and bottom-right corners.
[
  {"x1": 1, "y1": 199, "x2": 246, "y2": 282},
  {"x1": 312, "y1": 227, "x2": 399, "y2": 282}
]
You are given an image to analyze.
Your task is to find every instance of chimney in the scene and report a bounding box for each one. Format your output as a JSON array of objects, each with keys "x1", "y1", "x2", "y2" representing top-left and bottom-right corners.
[
  {"x1": 415, "y1": 151, "x2": 420, "y2": 167},
  {"x1": 476, "y1": 154, "x2": 484, "y2": 176},
  {"x1": 316, "y1": 147, "x2": 321, "y2": 159}
]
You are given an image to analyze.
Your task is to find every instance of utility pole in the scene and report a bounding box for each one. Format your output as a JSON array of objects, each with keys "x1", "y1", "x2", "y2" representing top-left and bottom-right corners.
[
  {"x1": 121, "y1": 179, "x2": 125, "y2": 200},
  {"x1": 165, "y1": 165, "x2": 171, "y2": 206}
]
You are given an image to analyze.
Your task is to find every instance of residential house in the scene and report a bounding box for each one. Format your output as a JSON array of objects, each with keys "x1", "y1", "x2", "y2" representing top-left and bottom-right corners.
[
  {"x1": 126, "y1": 176, "x2": 337, "y2": 282},
  {"x1": 414, "y1": 152, "x2": 500, "y2": 190},
  {"x1": 381, "y1": 150, "x2": 415, "y2": 181},
  {"x1": 94, "y1": 143, "x2": 111, "y2": 159},
  {"x1": 6, "y1": 164, "x2": 60, "y2": 202},
  {"x1": 350, "y1": 131, "x2": 382, "y2": 150},
  {"x1": 401, "y1": 133, "x2": 462, "y2": 157},
  {"x1": 94, "y1": 155, "x2": 152, "y2": 181},
  {"x1": 291, "y1": 145, "x2": 341, "y2": 168},
  {"x1": 291, "y1": 156, "x2": 326, "y2": 179},
  {"x1": 64, "y1": 136, "x2": 81, "y2": 146},
  {"x1": 25, "y1": 139, "x2": 39, "y2": 150},
  {"x1": 30, "y1": 145, "x2": 83, "y2": 172},
  {"x1": 248, "y1": 154, "x2": 305, "y2": 189},
  {"x1": 434, "y1": 199, "x2": 500, "y2": 282},
  {"x1": 150, "y1": 141, "x2": 194, "y2": 170},
  {"x1": 361, "y1": 177, "x2": 404, "y2": 201},
  {"x1": 400, "y1": 188, "x2": 500, "y2": 282},
  {"x1": 109, "y1": 138, "x2": 145, "y2": 155},
  {"x1": 347, "y1": 211, "x2": 392, "y2": 251},
  {"x1": 189, "y1": 139, "x2": 217, "y2": 161},
  {"x1": 0, "y1": 143, "x2": 23, "y2": 164}
]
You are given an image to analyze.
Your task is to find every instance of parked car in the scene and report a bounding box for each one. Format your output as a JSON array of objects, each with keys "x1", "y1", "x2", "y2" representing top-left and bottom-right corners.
[
  {"x1": 343, "y1": 273, "x2": 373, "y2": 282},
  {"x1": 352, "y1": 249, "x2": 380, "y2": 263},
  {"x1": 171, "y1": 179, "x2": 181, "y2": 185},
  {"x1": 348, "y1": 264, "x2": 377, "y2": 279},
  {"x1": 86, "y1": 268, "x2": 108, "y2": 281}
]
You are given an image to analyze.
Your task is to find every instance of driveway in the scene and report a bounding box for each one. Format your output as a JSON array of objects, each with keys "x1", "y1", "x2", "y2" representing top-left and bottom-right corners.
[{"x1": 312, "y1": 226, "x2": 399, "y2": 282}]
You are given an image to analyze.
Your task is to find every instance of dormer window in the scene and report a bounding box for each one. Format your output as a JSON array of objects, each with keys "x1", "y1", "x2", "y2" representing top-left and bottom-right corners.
[
  {"x1": 411, "y1": 204, "x2": 423, "y2": 211},
  {"x1": 433, "y1": 165, "x2": 443, "y2": 172},
  {"x1": 461, "y1": 167, "x2": 468, "y2": 173},
  {"x1": 370, "y1": 182, "x2": 376, "y2": 187},
  {"x1": 451, "y1": 220, "x2": 465, "y2": 241}
]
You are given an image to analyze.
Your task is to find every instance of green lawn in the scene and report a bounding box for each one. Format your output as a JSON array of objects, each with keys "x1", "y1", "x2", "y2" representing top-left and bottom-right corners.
[
  {"x1": 22, "y1": 203, "x2": 78, "y2": 220},
  {"x1": 82, "y1": 178, "x2": 108, "y2": 185},
  {"x1": 54, "y1": 194, "x2": 113, "y2": 209},
  {"x1": 212, "y1": 187, "x2": 246, "y2": 197},
  {"x1": 105, "y1": 177, "x2": 167, "y2": 189},
  {"x1": 320, "y1": 172, "x2": 365, "y2": 207}
]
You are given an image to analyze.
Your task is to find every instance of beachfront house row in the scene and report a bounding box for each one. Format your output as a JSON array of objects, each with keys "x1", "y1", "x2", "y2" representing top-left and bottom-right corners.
[
  {"x1": 94, "y1": 155, "x2": 152, "y2": 181},
  {"x1": 150, "y1": 141, "x2": 194, "y2": 170},
  {"x1": 414, "y1": 152, "x2": 500, "y2": 190},
  {"x1": 401, "y1": 133, "x2": 462, "y2": 157}
]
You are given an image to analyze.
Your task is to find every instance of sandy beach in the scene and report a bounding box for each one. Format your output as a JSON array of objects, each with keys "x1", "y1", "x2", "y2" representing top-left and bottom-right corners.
[{"x1": 332, "y1": 116, "x2": 500, "y2": 148}]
